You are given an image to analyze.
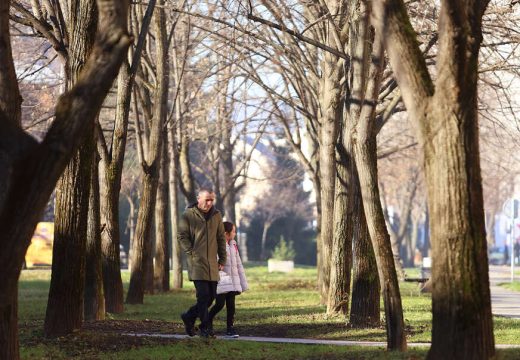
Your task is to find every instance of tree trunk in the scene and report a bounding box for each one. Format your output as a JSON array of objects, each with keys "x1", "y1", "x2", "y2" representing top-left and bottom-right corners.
[
  {"x1": 351, "y1": 20, "x2": 406, "y2": 349},
  {"x1": 98, "y1": 62, "x2": 129, "y2": 314},
  {"x1": 0, "y1": 287, "x2": 18, "y2": 360},
  {"x1": 0, "y1": 0, "x2": 130, "y2": 355},
  {"x1": 98, "y1": 0, "x2": 157, "y2": 311},
  {"x1": 178, "y1": 133, "x2": 196, "y2": 204},
  {"x1": 350, "y1": 201, "x2": 380, "y2": 327},
  {"x1": 84, "y1": 146, "x2": 105, "y2": 321},
  {"x1": 99, "y1": 163, "x2": 125, "y2": 313},
  {"x1": 45, "y1": 133, "x2": 94, "y2": 336},
  {"x1": 44, "y1": 0, "x2": 98, "y2": 337},
  {"x1": 355, "y1": 134, "x2": 406, "y2": 350},
  {"x1": 260, "y1": 220, "x2": 272, "y2": 260},
  {"x1": 126, "y1": 1, "x2": 167, "y2": 304},
  {"x1": 168, "y1": 123, "x2": 182, "y2": 289},
  {"x1": 425, "y1": 107, "x2": 495, "y2": 359},
  {"x1": 154, "y1": 138, "x2": 170, "y2": 292},
  {"x1": 327, "y1": 140, "x2": 353, "y2": 315},
  {"x1": 372, "y1": 1, "x2": 495, "y2": 357},
  {"x1": 317, "y1": 57, "x2": 342, "y2": 304}
]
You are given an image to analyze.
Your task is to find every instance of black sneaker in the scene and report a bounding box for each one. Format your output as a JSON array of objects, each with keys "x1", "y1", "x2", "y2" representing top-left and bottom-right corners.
[
  {"x1": 181, "y1": 312, "x2": 195, "y2": 337},
  {"x1": 207, "y1": 322, "x2": 215, "y2": 337},
  {"x1": 198, "y1": 327, "x2": 215, "y2": 338},
  {"x1": 225, "y1": 327, "x2": 239, "y2": 338}
]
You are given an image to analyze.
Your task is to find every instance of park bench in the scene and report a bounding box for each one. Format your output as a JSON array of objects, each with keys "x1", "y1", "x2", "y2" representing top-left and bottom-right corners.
[{"x1": 404, "y1": 257, "x2": 431, "y2": 292}]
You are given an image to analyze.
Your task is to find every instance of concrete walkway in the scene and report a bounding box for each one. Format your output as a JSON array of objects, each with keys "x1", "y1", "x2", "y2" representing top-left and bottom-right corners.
[
  {"x1": 122, "y1": 266, "x2": 520, "y2": 349},
  {"x1": 489, "y1": 265, "x2": 520, "y2": 318},
  {"x1": 123, "y1": 333, "x2": 520, "y2": 349}
]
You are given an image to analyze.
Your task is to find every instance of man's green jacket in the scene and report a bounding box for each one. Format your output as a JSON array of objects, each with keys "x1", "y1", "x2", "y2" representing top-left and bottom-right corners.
[{"x1": 177, "y1": 205, "x2": 227, "y2": 281}]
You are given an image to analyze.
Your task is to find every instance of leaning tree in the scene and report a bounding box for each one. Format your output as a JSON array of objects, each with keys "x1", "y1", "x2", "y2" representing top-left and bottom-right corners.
[
  {"x1": 0, "y1": 0, "x2": 130, "y2": 358},
  {"x1": 372, "y1": 0, "x2": 495, "y2": 358}
]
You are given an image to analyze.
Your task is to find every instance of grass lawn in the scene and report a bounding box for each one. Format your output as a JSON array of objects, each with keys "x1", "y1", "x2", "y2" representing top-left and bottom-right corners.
[
  {"x1": 500, "y1": 281, "x2": 520, "y2": 292},
  {"x1": 18, "y1": 265, "x2": 520, "y2": 359}
]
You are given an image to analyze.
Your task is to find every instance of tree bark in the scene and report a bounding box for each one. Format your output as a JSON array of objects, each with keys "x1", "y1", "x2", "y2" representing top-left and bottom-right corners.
[
  {"x1": 326, "y1": 140, "x2": 353, "y2": 315},
  {"x1": 45, "y1": 0, "x2": 99, "y2": 337},
  {"x1": 178, "y1": 132, "x2": 197, "y2": 204},
  {"x1": 0, "y1": 287, "x2": 18, "y2": 360},
  {"x1": 168, "y1": 122, "x2": 182, "y2": 289},
  {"x1": 154, "y1": 138, "x2": 170, "y2": 292},
  {"x1": 98, "y1": 62, "x2": 129, "y2": 314},
  {"x1": 355, "y1": 134, "x2": 406, "y2": 350},
  {"x1": 260, "y1": 220, "x2": 272, "y2": 260},
  {"x1": 351, "y1": 6, "x2": 406, "y2": 349},
  {"x1": 99, "y1": 158, "x2": 125, "y2": 312},
  {"x1": 126, "y1": 0, "x2": 167, "y2": 304},
  {"x1": 350, "y1": 199, "x2": 380, "y2": 327},
  {"x1": 0, "y1": 0, "x2": 130, "y2": 355},
  {"x1": 84, "y1": 145, "x2": 105, "y2": 321},
  {"x1": 98, "y1": 0, "x2": 156, "y2": 312},
  {"x1": 372, "y1": 0, "x2": 495, "y2": 357}
]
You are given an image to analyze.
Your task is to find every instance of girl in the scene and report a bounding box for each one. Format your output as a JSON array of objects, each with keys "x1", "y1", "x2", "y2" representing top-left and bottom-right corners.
[{"x1": 208, "y1": 221, "x2": 248, "y2": 337}]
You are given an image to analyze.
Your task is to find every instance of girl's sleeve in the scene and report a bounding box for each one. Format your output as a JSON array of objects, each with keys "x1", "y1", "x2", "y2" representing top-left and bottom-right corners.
[{"x1": 236, "y1": 246, "x2": 248, "y2": 291}]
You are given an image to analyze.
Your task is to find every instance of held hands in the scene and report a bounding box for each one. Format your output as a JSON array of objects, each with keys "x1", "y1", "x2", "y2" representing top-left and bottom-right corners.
[{"x1": 218, "y1": 263, "x2": 224, "y2": 271}]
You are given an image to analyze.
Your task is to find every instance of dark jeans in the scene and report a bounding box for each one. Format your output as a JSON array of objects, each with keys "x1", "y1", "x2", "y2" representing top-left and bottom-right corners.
[
  {"x1": 185, "y1": 280, "x2": 217, "y2": 330},
  {"x1": 208, "y1": 292, "x2": 237, "y2": 328}
]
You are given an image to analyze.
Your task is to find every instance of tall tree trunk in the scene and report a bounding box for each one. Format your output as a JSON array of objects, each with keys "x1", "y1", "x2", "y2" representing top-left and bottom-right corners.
[
  {"x1": 126, "y1": 1, "x2": 167, "y2": 304},
  {"x1": 84, "y1": 147, "x2": 105, "y2": 321},
  {"x1": 327, "y1": 139, "x2": 353, "y2": 315},
  {"x1": 0, "y1": 1, "x2": 22, "y2": 356},
  {"x1": 260, "y1": 220, "x2": 272, "y2": 260},
  {"x1": 426, "y1": 104, "x2": 494, "y2": 360},
  {"x1": 355, "y1": 134, "x2": 406, "y2": 350},
  {"x1": 350, "y1": 199, "x2": 380, "y2": 327},
  {"x1": 45, "y1": 127, "x2": 94, "y2": 337},
  {"x1": 154, "y1": 139, "x2": 170, "y2": 292},
  {"x1": 99, "y1": 162, "x2": 125, "y2": 313},
  {"x1": 351, "y1": 13, "x2": 406, "y2": 349},
  {"x1": 168, "y1": 123, "x2": 182, "y2": 289},
  {"x1": 98, "y1": 0, "x2": 156, "y2": 311},
  {"x1": 317, "y1": 57, "x2": 342, "y2": 304},
  {"x1": 0, "y1": 0, "x2": 130, "y2": 356},
  {"x1": 178, "y1": 133, "x2": 196, "y2": 204},
  {"x1": 99, "y1": 63, "x2": 129, "y2": 314},
  {"x1": 342, "y1": 0, "x2": 381, "y2": 329},
  {"x1": 372, "y1": 1, "x2": 495, "y2": 357},
  {"x1": 45, "y1": 0, "x2": 98, "y2": 336},
  {"x1": 0, "y1": 287, "x2": 18, "y2": 360}
]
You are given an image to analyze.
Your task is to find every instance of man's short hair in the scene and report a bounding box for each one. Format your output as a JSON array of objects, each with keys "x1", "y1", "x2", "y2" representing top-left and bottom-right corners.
[{"x1": 197, "y1": 188, "x2": 214, "y2": 196}]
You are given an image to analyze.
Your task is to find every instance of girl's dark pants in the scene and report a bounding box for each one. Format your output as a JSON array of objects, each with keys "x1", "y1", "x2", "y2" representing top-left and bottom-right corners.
[{"x1": 208, "y1": 292, "x2": 236, "y2": 328}]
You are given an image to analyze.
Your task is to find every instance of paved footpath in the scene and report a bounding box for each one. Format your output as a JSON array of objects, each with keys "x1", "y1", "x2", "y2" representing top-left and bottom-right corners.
[
  {"x1": 124, "y1": 333, "x2": 520, "y2": 349},
  {"x1": 489, "y1": 265, "x2": 520, "y2": 318},
  {"x1": 126, "y1": 266, "x2": 520, "y2": 348}
]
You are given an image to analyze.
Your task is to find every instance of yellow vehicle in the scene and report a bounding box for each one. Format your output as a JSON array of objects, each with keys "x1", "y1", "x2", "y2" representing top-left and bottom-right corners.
[{"x1": 25, "y1": 222, "x2": 54, "y2": 268}]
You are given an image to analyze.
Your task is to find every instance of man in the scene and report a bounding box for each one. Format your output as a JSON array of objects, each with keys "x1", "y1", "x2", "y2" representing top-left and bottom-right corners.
[{"x1": 178, "y1": 189, "x2": 227, "y2": 338}]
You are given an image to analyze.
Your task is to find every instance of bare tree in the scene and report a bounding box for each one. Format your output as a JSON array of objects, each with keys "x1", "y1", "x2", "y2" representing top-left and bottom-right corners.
[
  {"x1": 126, "y1": 0, "x2": 168, "y2": 304},
  {"x1": 0, "y1": 0, "x2": 130, "y2": 357},
  {"x1": 372, "y1": 0, "x2": 496, "y2": 357}
]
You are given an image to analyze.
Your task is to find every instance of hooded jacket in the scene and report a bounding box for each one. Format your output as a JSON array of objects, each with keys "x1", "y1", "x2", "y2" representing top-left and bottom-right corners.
[
  {"x1": 217, "y1": 239, "x2": 248, "y2": 295},
  {"x1": 177, "y1": 204, "x2": 227, "y2": 281}
]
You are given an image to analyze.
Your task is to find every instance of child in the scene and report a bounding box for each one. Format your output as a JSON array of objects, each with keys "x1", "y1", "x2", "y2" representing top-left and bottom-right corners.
[{"x1": 208, "y1": 221, "x2": 248, "y2": 338}]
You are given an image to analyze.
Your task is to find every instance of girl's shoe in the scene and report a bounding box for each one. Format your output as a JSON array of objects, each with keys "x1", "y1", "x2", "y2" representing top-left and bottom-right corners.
[{"x1": 225, "y1": 327, "x2": 239, "y2": 338}]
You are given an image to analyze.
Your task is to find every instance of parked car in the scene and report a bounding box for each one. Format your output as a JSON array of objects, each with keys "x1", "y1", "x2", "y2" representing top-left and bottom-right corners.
[
  {"x1": 25, "y1": 222, "x2": 54, "y2": 268},
  {"x1": 488, "y1": 246, "x2": 507, "y2": 265}
]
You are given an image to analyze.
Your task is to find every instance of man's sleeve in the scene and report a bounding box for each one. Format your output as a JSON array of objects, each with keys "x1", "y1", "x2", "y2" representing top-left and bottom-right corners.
[
  {"x1": 177, "y1": 213, "x2": 193, "y2": 255},
  {"x1": 216, "y1": 217, "x2": 227, "y2": 265}
]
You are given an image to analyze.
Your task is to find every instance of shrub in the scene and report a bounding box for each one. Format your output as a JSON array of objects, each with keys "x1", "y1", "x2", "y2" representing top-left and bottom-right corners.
[{"x1": 271, "y1": 237, "x2": 296, "y2": 261}]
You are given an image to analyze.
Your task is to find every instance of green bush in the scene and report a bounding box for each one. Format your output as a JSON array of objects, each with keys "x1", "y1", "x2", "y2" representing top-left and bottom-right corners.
[{"x1": 271, "y1": 237, "x2": 296, "y2": 261}]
